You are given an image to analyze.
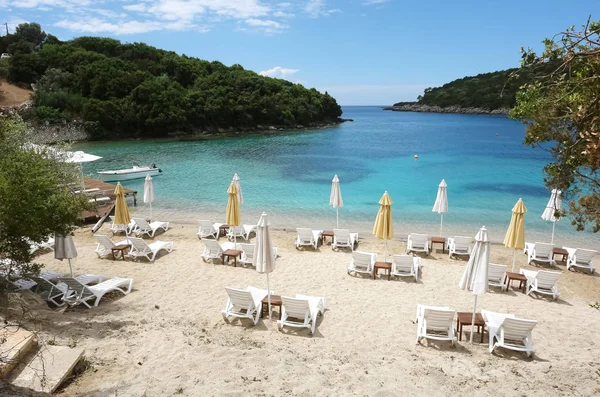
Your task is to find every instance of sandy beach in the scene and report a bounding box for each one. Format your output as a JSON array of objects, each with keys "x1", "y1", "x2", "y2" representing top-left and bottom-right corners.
[{"x1": 19, "y1": 224, "x2": 600, "y2": 396}]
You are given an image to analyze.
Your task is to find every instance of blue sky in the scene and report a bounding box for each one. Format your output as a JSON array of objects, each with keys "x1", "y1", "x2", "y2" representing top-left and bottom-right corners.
[{"x1": 1, "y1": 0, "x2": 598, "y2": 105}]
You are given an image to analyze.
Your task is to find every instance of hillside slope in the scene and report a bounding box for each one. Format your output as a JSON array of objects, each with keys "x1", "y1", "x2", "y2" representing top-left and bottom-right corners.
[{"x1": 0, "y1": 80, "x2": 32, "y2": 108}]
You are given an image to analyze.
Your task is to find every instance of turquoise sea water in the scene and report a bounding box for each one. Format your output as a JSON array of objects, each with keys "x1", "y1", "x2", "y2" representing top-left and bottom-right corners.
[{"x1": 75, "y1": 106, "x2": 597, "y2": 247}]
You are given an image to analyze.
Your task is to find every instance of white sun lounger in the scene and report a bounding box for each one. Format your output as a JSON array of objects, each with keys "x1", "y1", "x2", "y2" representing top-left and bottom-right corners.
[
  {"x1": 221, "y1": 286, "x2": 270, "y2": 325},
  {"x1": 520, "y1": 269, "x2": 560, "y2": 300},
  {"x1": 278, "y1": 294, "x2": 325, "y2": 335},
  {"x1": 29, "y1": 237, "x2": 55, "y2": 254},
  {"x1": 563, "y1": 247, "x2": 598, "y2": 273},
  {"x1": 109, "y1": 216, "x2": 136, "y2": 235},
  {"x1": 197, "y1": 220, "x2": 221, "y2": 239},
  {"x1": 32, "y1": 274, "x2": 104, "y2": 306},
  {"x1": 481, "y1": 309, "x2": 537, "y2": 357},
  {"x1": 5, "y1": 270, "x2": 63, "y2": 291},
  {"x1": 524, "y1": 242, "x2": 554, "y2": 265},
  {"x1": 347, "y1": 251, "x2": 376, "y2": 278},
  {"x1": 407, "y1": 234, "x2": 430, "y2": 254},
  {"x1": 391, "y1": 254, "x2": 420, "y2": 281},
  {"x1": 295, "y1": 228, "x2": 322, "y2": 250},
  {"x1": 59, "y1": 276, "x2": 133, "y2": 308},
  {"x1": 132, "y1": 217, "x2": 169, "y2": 238},
  {"x1": 201, "y1": 239, "x2": 235, "y2": 263},
  {"x1": 94, "y1": 234, "x2": 130, "y2": 259},
  {"x1": 227, "y1": 225, "x2": 256, "y2": 242},
  {"x1": 415, "y1": 304, "x2": 456, "y2": 345},
  {"x1": 447, "y1": 236, "x2": 472, "y2": 258},
  {"x1": 239, "y1": 243, "x2": 256, "y2": 266},
  {"x1": 128, "y1": 237, "x2": 173, "y2": 262},
  {"x1": 488, "y1": 263, "x2": 507, "y2": 290},
  {"x1": 332, "y1": 229, "x2": 358, "y2": 251}
]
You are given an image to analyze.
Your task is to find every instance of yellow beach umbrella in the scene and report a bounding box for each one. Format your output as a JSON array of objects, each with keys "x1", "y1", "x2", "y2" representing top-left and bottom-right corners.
[
  {"x1": 114, "y1": 182, "x2": 131, "y2": 242},
  {"x1": 226, "y1": 182, "x2": 241, "y2": 246},
  {"x1": 503, "y1": 198, "x2": 527, "y2": 271},
  {"x1": 373, "y1": 191, "x2": 393, "y2": 261}
]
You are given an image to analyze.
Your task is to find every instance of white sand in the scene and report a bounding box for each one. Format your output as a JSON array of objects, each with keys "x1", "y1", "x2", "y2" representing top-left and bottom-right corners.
[{"x1": 27, "y1": 224, "x2": 600, "y2": 396}]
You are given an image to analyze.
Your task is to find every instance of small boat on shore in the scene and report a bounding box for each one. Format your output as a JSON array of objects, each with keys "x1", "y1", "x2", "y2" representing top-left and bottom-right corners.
[{"x1": 97, "y1": 164, "x2": 162, "y2": 182}]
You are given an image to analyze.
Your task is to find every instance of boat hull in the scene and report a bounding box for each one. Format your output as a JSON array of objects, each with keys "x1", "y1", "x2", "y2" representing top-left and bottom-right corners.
[{"x1": 97, "y1": 168, "x2": 161, "y2": 182}]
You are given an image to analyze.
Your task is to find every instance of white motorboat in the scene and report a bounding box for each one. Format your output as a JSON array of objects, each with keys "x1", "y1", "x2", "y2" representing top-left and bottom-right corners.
[{"x1": 97, "y1": 164, "x2": 162, "y2": 182}]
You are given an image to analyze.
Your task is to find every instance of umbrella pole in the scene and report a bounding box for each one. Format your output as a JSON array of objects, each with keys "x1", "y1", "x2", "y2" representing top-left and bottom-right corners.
[
  {"x1": 551, "y1": 221, "x2": 555, "y2": 244},
  {"x1": 68, "y1": 258, "x2": 74, "y2": 277},
  {"x1": 149, "y1": 201, "x2": 153, "y2": 223},
  {"x1": 384, "y1": 239, "x2": 388, "y2": 262},
  {"x1": 511, "y1": 249, "x2": 516, "y2": 272},
  {"x1": 470, "y1": 295, "x2": 478, "y2": 344},
  {"x1": 267, "y1": 273, "x2": 271, "y2": 320},
  {"x1": 440, "y1": 213, "x2": 444, "y2": 237},
  {"x1": 336, "y1": 207, "x2": 339, "y2": 230}
]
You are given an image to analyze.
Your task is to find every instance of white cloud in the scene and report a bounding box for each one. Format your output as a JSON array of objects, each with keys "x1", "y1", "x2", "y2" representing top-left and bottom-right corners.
[
  {"x1": 273, "y1": 10, "x2": 294, "y2": 18},
  {"x1": 363, "y1": 0, "x2": 388, "y2": 5},
  {"x1": 259, "y1": 66, "x2": 299, "y2": 80},
  {"x1": 305, "y1": 0, "x2": 341, "y2": 18},
  {"x1": 123, "y1": 3, "x2": 147, "y2": 12}
]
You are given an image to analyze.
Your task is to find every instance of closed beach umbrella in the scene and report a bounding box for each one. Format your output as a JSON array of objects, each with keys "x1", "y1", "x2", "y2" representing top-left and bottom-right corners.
[
  {"x1": 54, "y1": 234, "x2": 78, "y2": 277},
  {"x1": 541, "y1": 189, "x2": 562, "y2": 244},
  {"x1": 114, "y1": 182, "x2": 131, "y2": 242},
  {"x1": 329, "y1": 174, "x2": 344, "y2": 229},
  {"x1": 458, "y1": 226, "x2": 490, "y2": 344},
  {"x1": 226, "y1": 182, "x2": 241, "y2": 245},
  {"x1": 373, "y1": 191, "x2": 393, "y2": 261},
  {"x1": 255, "y1": 212, "x2": 276, "y2": 318},
  {"x1": 143, "y1": 174, "x2": 155, "y2": 222},
  {"x1": 432, "y1": 179, "x2": 448, "y2": 237},
  {"x1": 232, "y1": 173, "x2": 243, "y2": 205},
  {"x1": 503, "y1": 198, "x2": 527, "y2": 271}
]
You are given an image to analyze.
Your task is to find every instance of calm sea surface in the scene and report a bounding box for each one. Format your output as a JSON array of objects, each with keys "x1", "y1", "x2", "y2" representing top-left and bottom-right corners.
[{"x1": 75, "y1": 106, "x2": 597, "y2": 247}]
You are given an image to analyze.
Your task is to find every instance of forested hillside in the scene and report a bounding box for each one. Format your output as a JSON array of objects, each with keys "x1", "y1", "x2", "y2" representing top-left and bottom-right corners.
[
  {"x1": 0, "y1": 23, "x2": 342, "y2": 139},
  {"x1": 393, "y1": 63, "x2": 557, "y2": 111}
]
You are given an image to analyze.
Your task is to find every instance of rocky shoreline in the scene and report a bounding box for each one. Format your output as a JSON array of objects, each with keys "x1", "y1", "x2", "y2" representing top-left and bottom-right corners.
[{"x1": 383, "y1": 103, "x2": 509, "y2": 115}]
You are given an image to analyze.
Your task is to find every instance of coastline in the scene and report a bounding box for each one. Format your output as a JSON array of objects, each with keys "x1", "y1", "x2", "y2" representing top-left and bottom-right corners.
[{"x1": 383, "y1": 103, "x2": 509, "y2": 115}]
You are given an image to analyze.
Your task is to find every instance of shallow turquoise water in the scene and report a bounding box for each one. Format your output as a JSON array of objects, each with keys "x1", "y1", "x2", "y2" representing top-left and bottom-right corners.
[{"x1": 76, "y1": 107, "x2": 597, "y2": 246}]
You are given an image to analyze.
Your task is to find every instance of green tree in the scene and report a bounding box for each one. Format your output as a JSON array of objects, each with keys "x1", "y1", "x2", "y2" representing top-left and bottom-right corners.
[
  {"x1": 0, "y1": 114, "x2": 88, "y2": 288},
  {"x1": 510, "y1": 19, "x2": 600, "y2": 232}
]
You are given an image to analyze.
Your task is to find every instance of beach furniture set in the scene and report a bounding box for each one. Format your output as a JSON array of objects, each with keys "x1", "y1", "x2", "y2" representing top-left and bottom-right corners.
[
  {"x1": 347, "y1": 251, "x2": 421, "y2": 281},
  {"x1": 295, "y1": 228, "x2": 358, "y2": 250}
]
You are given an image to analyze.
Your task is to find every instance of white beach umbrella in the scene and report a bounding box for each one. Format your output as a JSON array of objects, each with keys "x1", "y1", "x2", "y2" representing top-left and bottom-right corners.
[
  {"x1": 432, "y1": 179, "x2": 448, "y2": 237},
  {"x1": 54, "y1": 234, "x2": 78, "y2": 277},
  {"x1": 144, "y1": 174, "x2": 155, "y2": 222},
  {"x1": 541, "y1": 189, "x2": 562, "y2": 244},
  {"x1": 254, "y1": 212, "x2": 276, "y2": 318},
  {"x1": 232, "y1": 173, "x2": 243, "y2": 205},
  {"x1": 458, "y1": 226, "x2": 490, "y2": 344},
  {"x1": 329, "y1": 174, "x2": 344, "y2": 229}
]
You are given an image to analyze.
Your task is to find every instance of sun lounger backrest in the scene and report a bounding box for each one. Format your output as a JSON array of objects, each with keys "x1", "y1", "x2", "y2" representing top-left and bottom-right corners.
[
  {"x1": 334, "y1": 229, "x2": 350, "y2": 241},
  {"x1": 297, "y1": 228, "x2": 314, "y2": 243},
  {"x1": 533, "y1": 243, "x2": 553, "y2": 257},
  {"x1": 353, "y1": 251, "x2": 374, "y2": 269},
  {"x1": 203, "y1": 239, "x2": 223, "y2": 254},
  {"x1": 423, "y1": 309, "x2": 455, "y2": 331},
  {"x1": 133, "y1": 217, "x2": 150, "y2": 230},
  {"x1": 129, "y1": 237, "x2": 151, "y2": 253},
  {"x1": 488, "y1": 263, "x2": 507, "y2": 282},
  {"x1": 225, "y1": 287, "x2": 254, "y2": 308},
  {"x1": 574, "y1": 249, "x2": 597, "y2": 263},
  {"x1": 239, "y1": 243, "x2": 255, "y2": 260},
  {"x1": 535, "y1": 271, "x2": 560, "y2": 290},
  {"x1": 393, "y1": 255, "x2": 413, "y2": 272},
  {"x1": 94, "y1": 234, "x2": 115, "y2": 249},
  {"x1": 281, "y1": 297, "x2": 311, "y2": 319},
  {"x1": 410, "y1": 234, "x2": 429, "y2": 246},
  {"x1": 198, "y1": 220, "x2": 215, "y2": 233},
  {"x1": 59, "y1": 277, "x2": 94, "y2": 301},
  {"x1": 453, "y1": 236, "x2": 472, "y2": 250},
  {"x1": 31, "y1": 276, "x2": 55, "y2": 296},
  {"x1": 501, "y1": 318, "x2": 537, "y2": 340}
]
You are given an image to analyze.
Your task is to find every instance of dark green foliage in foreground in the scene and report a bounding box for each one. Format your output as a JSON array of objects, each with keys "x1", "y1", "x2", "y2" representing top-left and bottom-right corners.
[
  {"x1": 397, "y1": 63, "x2": 557, "y2": 110},
  {"x1": 1, "y1": 23, "x2": 342, "y2": 139}
]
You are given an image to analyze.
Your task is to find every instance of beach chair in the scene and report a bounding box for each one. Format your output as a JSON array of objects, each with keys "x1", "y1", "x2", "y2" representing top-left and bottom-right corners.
[
  {"x1": 481, "y1": 309, "x2": 537, "y2": 357},
  {"x1": 5, "y1": 270, "x2": 64, "y2": 291},
  {"x1": 447, "y1": 236, "x2": 472, "y2": 259},
  {"x1": 488, "y1": 263, "x2": 507, "y2": 290},
  {"x1": 332, "y1": 229, "x2": 358, "y2": 251},
  {"x1": 132, "y1": 217, "x2": 169, "y2": 238},
  {"x1": 221, "y1": 286, "x2": 270, "y2": 325},
  {"x1": 109, "y1": 216, "x2": 136, "y2": 235},
  {"x1": 29, "y1": 237, "x2": 55, "y2": 254},
  {"x1": 201, "y1": 239, "x2": 235, "y2": 263},
  {"x1": 59, "y1": 276, "x2": 133, "y2": 308},
  {"x1": 32, "y1": 274, "x2": 104, "y2": 306},
  {"x1": 524, "y1": 242, "x2": 554, "y2": 265},
  {"x1": 278, "y1": 294, "x2": 325, "y2": 335},
  {"x1": 407, "y1": 234, "x2": 430, "y2": 254},
  {"x1": 564, "y1": 247, "x2": 598, "y2": 273},
  {"x1": 94, "y1": 234, "x2": 130, "y2": 259},
  {"x1": 415, "y1": 304, "x2": 456, "y2": 345},
  {"x1": 239, "y1": 243, "x2": 256, "y2": 266},
  {"x1": 295, "y1": 228, "x2": 322, "y2": 250},
  {"x1": 197, "y1": 220, "x2": 221, "y2": 239},
  {"x1": 347, "y1": 251, "x2": 376, "y2": 278},
  {"x1": 227, "y1": 224, "x2": 256, "y2": 241},
  {"x1": 128, "y1": 237, "x2": 173, "y2": 262},
  {"x1": 520, "y1": 269, "x2": 560, "y2": 300},
  {"x1": 391, "y1": 254, "x2": 420, "y2": 281}
]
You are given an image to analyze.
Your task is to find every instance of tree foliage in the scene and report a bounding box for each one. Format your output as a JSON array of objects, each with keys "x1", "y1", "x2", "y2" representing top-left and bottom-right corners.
[
  {"x1": 510, "y1": 18, "x2": 600, "y2": 232},
  {"x1": 0, "y1": 23, "x2": 342, "y2": 138},
  {"x1": 0, "y1": 113, "x2": 88, "y2": 288}
]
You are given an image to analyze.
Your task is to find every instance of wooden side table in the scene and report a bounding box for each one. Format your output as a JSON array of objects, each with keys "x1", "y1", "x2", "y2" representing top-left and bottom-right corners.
[
  {"x1": 222, "y1": 249, "x2": 241, "y2": 267},
  {"x1": 373, "y1": 261, "x2": 392, "y2": 280},
  {"x1": 552, "y1": 247, "x2": 568, "y2": 263},
  {"x1": 431, "y1": 237, "x2": 446, "y2": 253},
  {"x1": 505, "y1": 271, "x2": 527, "y2": 293},
  {"x1": 218, "y1": 224, "x2": 230, "y2": 237},
  {"x1": 261, "y1": 295, "x2": 282, "y2": 319},
  {"x1": 111, "y1": 244, "x2": 131, "y2": 261},
  {"x1": 456, "y1": 312, "x2": 485, "y2": 343},
  {"x1": 321, "y1": 230, "x2": 334, "y2": 245}
]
